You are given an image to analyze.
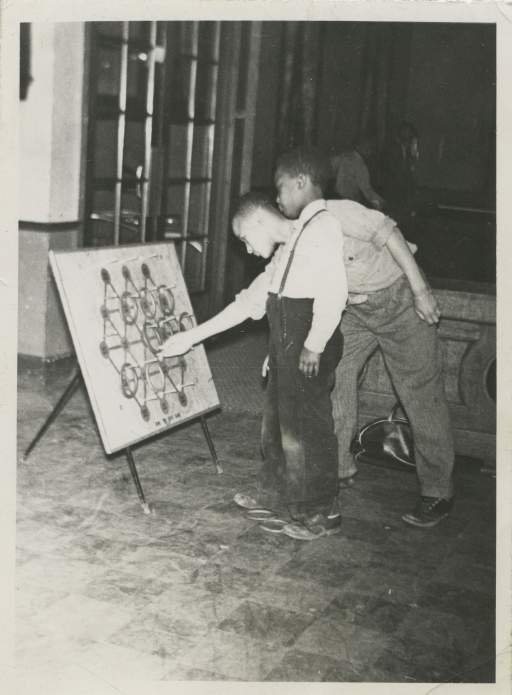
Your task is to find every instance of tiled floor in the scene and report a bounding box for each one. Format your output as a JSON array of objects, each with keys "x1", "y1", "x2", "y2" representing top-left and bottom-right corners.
[{"x1": 16, "y1": 335, "x2": 496, "y2": 685}]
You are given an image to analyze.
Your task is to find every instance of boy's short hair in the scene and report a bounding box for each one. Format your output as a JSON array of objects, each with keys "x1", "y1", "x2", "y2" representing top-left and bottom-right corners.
[
  {"x1": 275, "y1": 146, "x2": 331, "y2": 192},
  {"x1": 233, "y1": 191, "x2": 280, "y2": 225}
]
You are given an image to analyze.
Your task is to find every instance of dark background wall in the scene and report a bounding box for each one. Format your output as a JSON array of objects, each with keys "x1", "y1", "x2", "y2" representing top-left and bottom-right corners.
[
  {"x1": 83, "y1": 21, "x2": 496, "y2": 302},
  {"x1": 252, "y1": 22, "x2": 495, "y2": 200},
  {"x1": 247, "y1": 21, "x2": 495, "y2": 294},
  {"x1": 406, "y1": 23, "x2": 495, "y2": 197}
]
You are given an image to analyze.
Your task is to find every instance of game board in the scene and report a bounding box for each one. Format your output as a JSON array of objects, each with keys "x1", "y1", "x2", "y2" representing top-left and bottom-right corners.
[{"x1": 49, "y1": 243, "x2": 220, "y2": 454}]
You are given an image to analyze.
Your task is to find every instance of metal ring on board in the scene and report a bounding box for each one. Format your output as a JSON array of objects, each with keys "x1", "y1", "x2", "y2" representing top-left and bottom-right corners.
[
  {"x1": 143, "y1": 322, "x2": 162, "y2": 354},
  {"x1": 157, "y1": 285, "x2": 175, "y2": 316},
  {"x1": 140, "y1": 288, "x2": 157, "y2": 319},
  {"x1": 120, "y1": 291, "x2": 138, "y2": 325},
  {"x1": 145, "y1": 360, "x2": 166, "y2": 393},
  {"x1": 159, "y1": 317, "x2": 178, "y2": 341},
  {"x1": 120, "y1": 363, "x2": 139, "y2": 398},
  {"x1": 178, "y1": 312, "x2": 194, "y2": 332}
]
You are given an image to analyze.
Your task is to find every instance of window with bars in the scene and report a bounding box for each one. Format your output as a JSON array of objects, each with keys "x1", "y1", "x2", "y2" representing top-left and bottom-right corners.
[
  {"x1": 161, "y1": 22, "x2": 221, "y2": 293},
  {"x1": 84, "y1": 21, "x2": 221, "y2": 294},
  {"x1": 85, "y1": 21, "x2": 163, "y2": 247},
  {"x1": 84, "y1": 20, "x2": 261, "y2": 309}
]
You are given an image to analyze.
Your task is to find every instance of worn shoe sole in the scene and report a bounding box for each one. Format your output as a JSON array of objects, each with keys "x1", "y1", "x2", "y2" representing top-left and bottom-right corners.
[
  {"x1": 401, "y1": 511, "x2": 450, "y2": 528},
  {"x1": 282, "y1": 518, "x2": 342, "y2": 541},
  {"x1": 259, "y1": 518, "x2": 288, "y2": 534},
  {"x1": 246, "y1": 508, "x2": 276, "y2": 520}
]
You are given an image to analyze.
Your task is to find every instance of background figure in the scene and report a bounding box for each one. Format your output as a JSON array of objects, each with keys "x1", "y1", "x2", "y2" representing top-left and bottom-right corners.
[
  {"x1": 381, "y1": 121, "x2": 420, "y2": 235},
  {"x1": 329, "y1": 134, "x2": 385, "y2": 210}
]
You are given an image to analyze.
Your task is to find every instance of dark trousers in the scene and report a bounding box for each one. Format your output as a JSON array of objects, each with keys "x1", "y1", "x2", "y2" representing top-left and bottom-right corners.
[{"x1": 259, "y1": 294, "x2": 343, "y2": 514}]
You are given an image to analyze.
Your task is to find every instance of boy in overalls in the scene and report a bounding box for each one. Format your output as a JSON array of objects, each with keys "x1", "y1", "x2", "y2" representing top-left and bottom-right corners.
[{"x1": 160, "y1": 148, "x2": 347, "y2": 540}]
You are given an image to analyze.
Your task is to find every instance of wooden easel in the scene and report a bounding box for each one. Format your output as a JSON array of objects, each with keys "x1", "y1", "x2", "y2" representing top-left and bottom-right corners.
[{"x1": 23, "y1": 366, "x2": 222, "y2": 515}]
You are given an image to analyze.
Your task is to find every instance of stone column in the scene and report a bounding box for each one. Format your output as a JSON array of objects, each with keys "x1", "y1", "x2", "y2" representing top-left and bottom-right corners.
[{"x1": 18, "y1": 22, "x2": 86, "y2": 361}]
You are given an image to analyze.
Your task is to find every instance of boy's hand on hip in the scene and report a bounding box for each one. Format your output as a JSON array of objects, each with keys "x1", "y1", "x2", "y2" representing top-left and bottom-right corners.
[
  {"x1": 413, "y1": 289, "x2": 441, "y2": 325},
  {"x1": 299, "y1": 347, "x2": 321, "y2": 378}
]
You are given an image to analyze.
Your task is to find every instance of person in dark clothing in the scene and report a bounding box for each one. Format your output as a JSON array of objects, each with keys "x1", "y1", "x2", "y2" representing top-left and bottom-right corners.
[{"x1": 381, "y1": 121, "x2": 420, "y2": 235}]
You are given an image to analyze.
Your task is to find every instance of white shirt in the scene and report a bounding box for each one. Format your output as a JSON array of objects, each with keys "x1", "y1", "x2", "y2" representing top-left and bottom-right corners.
[
  {"x1": 232, "y1": 199, "x2": 347, "y2": 353},
  {"x1": 326, "y1": 199, "x2": 417, "y2": 298}
]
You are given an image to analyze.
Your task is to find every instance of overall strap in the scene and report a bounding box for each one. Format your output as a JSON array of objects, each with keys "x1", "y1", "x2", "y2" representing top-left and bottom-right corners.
[{"x1": 277, "y1": 208, "x2": 327, "y2": 297}]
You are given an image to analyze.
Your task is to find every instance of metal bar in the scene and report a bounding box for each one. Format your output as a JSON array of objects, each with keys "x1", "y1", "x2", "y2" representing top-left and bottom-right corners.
[
  {"x1": 180, "y1": 54, "x2": 218, "y2": 65},
  {"x1": 200, "y1": 22, "x2": 221, "y2": 290},
  {"x1": 205, "y1": 23, "x2": 241, "y2": 314},
  {"x1": 114, "y1": 22, "x2": 129, "y2": 245},
  {"x1": 149, "y1": 23, "x2": 168, "y2": 228},
  {"x1": 181, "y1": 22, "x2": 199, "y2": 271},
  {"x1": 212, "y1": 21, "x2": 221, "y2": 64},
  {"x1": 140, "y1": 21, "x2": 158, "y2": 243},
  {"x1": 83, "y1": 25, "x2": 99, "y2": 247},
  {"x1": 200, "y1": 416, "x2": 223, "y2": 474},
  {"x1": 23, "y1": 371, "x2": 82, "y2": 460},
  {"x1": 125, "y1": 446, "x2": 151, "y2": 514},
  {"x1": 238, "y1": 22, "x2": 262, "y2": 194},
  {"x1": 167, "y1": 176, "x2": 212, "y2": 184}
]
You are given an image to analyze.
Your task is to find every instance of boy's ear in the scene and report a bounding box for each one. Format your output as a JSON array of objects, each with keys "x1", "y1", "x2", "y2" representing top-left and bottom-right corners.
[{"x1": 296, "y1": 173, "x2": 308, "y2": 189}]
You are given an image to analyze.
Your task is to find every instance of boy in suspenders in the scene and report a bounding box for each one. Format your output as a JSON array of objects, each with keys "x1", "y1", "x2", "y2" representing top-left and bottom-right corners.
[
  {"x1": 233, "y1": 195, "x2": 454, "y2": 529},
  {"x1": 160, "y1": 148, "x2": 347, "y2": 540}
]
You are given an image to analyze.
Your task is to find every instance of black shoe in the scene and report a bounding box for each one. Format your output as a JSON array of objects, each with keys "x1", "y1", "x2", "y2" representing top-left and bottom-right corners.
[{"x1": 402, "y1": 496, "x2": 454, "y2": 528}]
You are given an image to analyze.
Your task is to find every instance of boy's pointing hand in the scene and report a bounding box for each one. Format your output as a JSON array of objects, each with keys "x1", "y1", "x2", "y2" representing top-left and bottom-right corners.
[{"x1": 158, "y1": 332, "x2": 195, "y2": 358}]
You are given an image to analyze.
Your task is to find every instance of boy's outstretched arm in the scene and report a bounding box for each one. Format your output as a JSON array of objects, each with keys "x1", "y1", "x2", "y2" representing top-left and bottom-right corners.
[
  {"x1": 158, "y1": 302, "x2": 250, "y2": 357},
  {"x1": 385, "y1": 228, "x2": 441, "y2": 325},
  {"x1": 159, "y1": 252, "x2": 278, "y2": 357}
]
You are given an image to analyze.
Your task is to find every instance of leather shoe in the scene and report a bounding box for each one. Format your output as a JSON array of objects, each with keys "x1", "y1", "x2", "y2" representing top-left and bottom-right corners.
[{"x1": 402, "y1": 496, "x2": 454, "y2": 528}]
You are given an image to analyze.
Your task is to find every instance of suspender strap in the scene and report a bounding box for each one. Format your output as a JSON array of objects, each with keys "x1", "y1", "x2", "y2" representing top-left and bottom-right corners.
[{"x1": 277, "y1": 208, "x2": 327, "y2": 297}]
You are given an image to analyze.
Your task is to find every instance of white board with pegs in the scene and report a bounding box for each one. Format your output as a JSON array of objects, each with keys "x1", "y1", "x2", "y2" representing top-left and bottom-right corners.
[{"x1": 49, "y1": 242, "x2": 220, "y2": 454}]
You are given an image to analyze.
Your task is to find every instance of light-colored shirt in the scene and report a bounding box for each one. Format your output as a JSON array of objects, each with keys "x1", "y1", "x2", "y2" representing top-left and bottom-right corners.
[
  {"x1": 233, "y1": 199, "x2": 348, "y2": 353},
  {"x1": 326, "y1": 199, "x2": 417, "y2": 298}
]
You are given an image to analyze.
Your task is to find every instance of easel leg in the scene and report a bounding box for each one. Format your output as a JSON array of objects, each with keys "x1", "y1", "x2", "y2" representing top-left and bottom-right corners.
[
  {"x1": 200, "y1": 416, "x2": 223, "y2": 474},
  {"x1": 23, "y1": 371, "x2": 82, "y2": 460},
  {"x1": 125, "y1": 446, "x2": 151, "y2": 515}
]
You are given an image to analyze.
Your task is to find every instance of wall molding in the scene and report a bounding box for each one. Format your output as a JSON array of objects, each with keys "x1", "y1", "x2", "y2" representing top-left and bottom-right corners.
[{"x1": 19, "y1": 220, "x2": 81, "y2": 233}]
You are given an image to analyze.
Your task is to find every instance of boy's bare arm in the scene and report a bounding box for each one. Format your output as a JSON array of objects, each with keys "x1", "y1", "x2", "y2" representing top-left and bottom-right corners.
[
  {"x1": 160, "y1": 253, "x2": 277, "y2": 357},
  {"x1": 159, "y1": 302, "x2": 248, "y2": 357},
  {"x1": 385, "y1": 228, "x2": 441, "y2": 325}
]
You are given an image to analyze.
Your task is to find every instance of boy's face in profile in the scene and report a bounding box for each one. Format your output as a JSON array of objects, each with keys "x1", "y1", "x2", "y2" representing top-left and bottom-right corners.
[
  {"x1": 232, "y1": 211, "x2": 276, "y2": 259},
  {"x1": 275, "y1": 169, "x2": 305, "y2": 220}
]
